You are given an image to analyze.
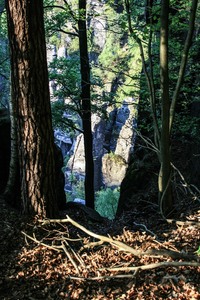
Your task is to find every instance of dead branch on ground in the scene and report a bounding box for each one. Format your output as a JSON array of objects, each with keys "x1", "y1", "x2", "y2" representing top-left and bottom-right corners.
[{"x1": 39, "y1": 216, "x2": 199, "y2": 261}]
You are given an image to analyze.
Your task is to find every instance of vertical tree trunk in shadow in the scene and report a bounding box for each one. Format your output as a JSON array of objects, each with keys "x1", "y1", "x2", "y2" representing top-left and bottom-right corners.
[
  {"x1": 3, "y1": 102, "x2": 21, "y2": 208},
  {"x1": 78, "y1": 0, "x2": 95, "y2": 209}
]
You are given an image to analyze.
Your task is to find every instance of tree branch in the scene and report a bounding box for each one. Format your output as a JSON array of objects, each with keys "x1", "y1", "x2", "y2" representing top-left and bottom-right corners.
[
  {"x1": 169, "y1": 0, "x2": 199, "y2": 132},
  {"x1": 40, "y1": 216, "x2": 200, "y2": 261}
]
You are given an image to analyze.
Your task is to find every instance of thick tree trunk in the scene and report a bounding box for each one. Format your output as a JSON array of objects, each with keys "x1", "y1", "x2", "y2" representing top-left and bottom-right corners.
[
  {"x1": 6, "y1": 0, "x2": 58, "y2": 218},
  {"x1": 78, "y1": 0, "x2": 95, "y2": 209}
]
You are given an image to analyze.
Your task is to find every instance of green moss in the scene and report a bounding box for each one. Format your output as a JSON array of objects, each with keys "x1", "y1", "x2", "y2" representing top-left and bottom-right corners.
[{"x1": 106, "y1": 152, "x2": 126, "y2": 166}]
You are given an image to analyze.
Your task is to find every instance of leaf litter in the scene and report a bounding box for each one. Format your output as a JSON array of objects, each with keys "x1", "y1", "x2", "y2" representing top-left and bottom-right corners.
[{"x1": 0, "y1": 196, "x2": 199, "y2": 299}]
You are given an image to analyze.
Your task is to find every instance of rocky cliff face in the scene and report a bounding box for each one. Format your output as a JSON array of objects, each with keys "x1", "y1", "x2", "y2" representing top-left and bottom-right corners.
[{"x1": 66, "y1": 99, "x2": 136, "y2": 191}]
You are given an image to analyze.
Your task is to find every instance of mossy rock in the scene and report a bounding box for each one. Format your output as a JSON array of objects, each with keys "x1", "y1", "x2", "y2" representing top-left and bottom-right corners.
[{"x1": 116, "y1": 149, "x2": 159, "y2": 216}]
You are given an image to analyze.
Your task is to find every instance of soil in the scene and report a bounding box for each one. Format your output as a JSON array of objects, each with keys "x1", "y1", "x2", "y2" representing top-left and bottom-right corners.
[{"x1": 0, "y1": 194, "x2": 199, "y2": 299}]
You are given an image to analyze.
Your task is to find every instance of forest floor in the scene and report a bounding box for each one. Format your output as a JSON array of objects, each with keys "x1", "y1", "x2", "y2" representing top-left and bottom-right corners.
[{"x1": 0, "y1": 195, "x2": 200, "y2": 299}]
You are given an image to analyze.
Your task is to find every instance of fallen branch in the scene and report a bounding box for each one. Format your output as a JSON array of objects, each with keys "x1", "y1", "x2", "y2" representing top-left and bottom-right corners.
[
  {"x1": 61, "y1": 241, "x2": 80, "y2": 274},
  {"x1": 100, "y1": 261, "x2": 200, "y2": 272},
  {"x1": 166, "y1": 219, "x2": 200, "y2": 227},
  {"x1": 63, "y1": 239, "x2": 86, "y2": 268},
  {"x1": 68, "y1": 274, "x2": 137, "y2": 281},
  {"x1": 80, "y1": 240, "x2": 104, "y2": 250},
  {"x1": 68, "y1": 260, "x2": 200, "y2": 281},
  {"x1": 66, "y1": 216, "x2": 199, "y2": 261},
  {"x1": 40, "y1": 216, "x2": 199, "y2": 261}
]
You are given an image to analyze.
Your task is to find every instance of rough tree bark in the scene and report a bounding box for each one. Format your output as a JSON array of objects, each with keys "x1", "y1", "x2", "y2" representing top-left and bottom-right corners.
[{"x1": 6, "y1": 0, "x2": 58, "y2": 218}]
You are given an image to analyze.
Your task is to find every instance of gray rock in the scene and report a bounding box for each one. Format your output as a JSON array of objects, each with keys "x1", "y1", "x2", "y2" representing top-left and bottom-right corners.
[
  {"x1": 67, "y1": 133, "x2": 85, "y2": 174},
  {"x1": 66, "y1": 99, "x2": 136, "y2": 191},
  {"x1": 102, "y1": 153, "x2": 127, "y2": 187}
]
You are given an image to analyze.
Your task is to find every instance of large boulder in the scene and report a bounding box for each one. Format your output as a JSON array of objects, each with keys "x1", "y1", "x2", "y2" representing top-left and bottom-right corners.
[
  {"x1": 102, "y1": 153, "x2": 127, "y2": 188},
  {"x1": 67, "y1": 115, "x2": 107, "y2": 191},
  {"x1": 67, "y1": 133, "x2": 85, "y2": 175},
  {"x1": 116, "y1": 148, "x2": 159, "y2": 216},
  {"x1": 54, "y1": 144, "x2": 67, "y2": 210},
  {"x1": 109, "y1": 100, "x2": 136, "y2": 163},
  {"x1": 92, "y1": 115, "x2": 106, "y2": 190}
]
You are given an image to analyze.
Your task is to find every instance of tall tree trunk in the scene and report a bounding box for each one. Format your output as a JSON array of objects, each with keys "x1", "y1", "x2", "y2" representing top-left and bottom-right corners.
[
  {"x1": 78, "y1": 0, "x2": 95, "y2": 209},
  {"x1": 169, "y1": 0, "x2": 199, "y2": 132},
  {"x1": 3, "y1": 94, "x2": 21, "y2": 208},
  {"x1": 6, "y1": 0, "x2": 58, "y2": 218},
  {"x1": 159, "y1": 0, "x2": 172, "y2": 216},
  {"x1": 123, "y1": 0, "x2": 198, "y2": 218}
]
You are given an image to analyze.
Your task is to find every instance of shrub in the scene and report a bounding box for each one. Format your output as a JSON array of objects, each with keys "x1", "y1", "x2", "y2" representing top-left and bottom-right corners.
[{"x1": 95, "y1": 188, "x2": 120, "y2": 220}]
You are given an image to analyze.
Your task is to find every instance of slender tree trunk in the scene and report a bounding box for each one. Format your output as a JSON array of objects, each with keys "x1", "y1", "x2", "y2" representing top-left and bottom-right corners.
[
  {"x1": 125, "y1": 0, "x2": 161, "y2": 150},
  {"x1": 78, "y1": 0, "x2": 95, "y2": 209},
  {"x1": 169, "y1": 0, "x2": 198, "y2": 132},
  {"x1": 3, "y1": 93, "x2": 21, "y2": 208},
  {"x1": 124, "y1": 0, "x2": 198, "y2": 217},
  {"x1": 6, "y1": 0, "x2": 58, "y2": 218},
  {"x1": 159, "y1": 0, "x2": 172, "y2": 216}
]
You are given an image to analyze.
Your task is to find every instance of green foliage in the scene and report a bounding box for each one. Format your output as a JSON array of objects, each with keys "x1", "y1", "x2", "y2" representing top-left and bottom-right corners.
[
  {"x1": 68, "y1": 172, "x2": 77, "y2": 185},
  {"x1": 106, "y1": 152, "x2": 126, "y2": 166},
  {"x1": 49, "y1": 56, "x2": 81, "y2": 101},
  {"x1": 66, "y1": 179, "x2": 85, "y2": 202},
  {"x1": 0, "y1": 6, "x2": 10, "y2": 108},
  {"x1": 51, "y1": 100, "x2": 81, "y2": 136},
  {"x1": 95, "y1": 188, "x2": 120, "y2": 220},
  {"x1": 173, "y1": 114, "x2": 200, "y2": 140},
  {"x1": 196, "y1": 246, "x2": 200, "y2": 256},
  {"x1": 44, "y1": 0, "x2": 78, "y2": 43},
  {"x1": 0, "y1": 3, "x2": 7, "y2": 37},
  {"x1": 74, "y1": 180, "x2": 85, "y2": 199},
  {"x1": 49, "y1": 55, "x2": 83, "y2": 133},
  {"x1": 49, "y1": 54, "x2": 105, "y2": 131},
  {"x1": 135, "y1": 0, "x2": 200, "y2": 141},
  {"x1": 99, "y1": 33, "x2": 121, "y2": 69}
]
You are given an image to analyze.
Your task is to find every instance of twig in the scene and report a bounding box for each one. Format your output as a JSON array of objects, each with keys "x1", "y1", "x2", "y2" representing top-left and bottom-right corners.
[
  {"x1": 100, "y1": 261, "x2": 200, "y2": 272},
  {"x1": 64, "y1": 239, "x2": 86, "y2": 268},
  {"x1": 39, "y1": 219, "x2": 73, "y2": 224},
  {"x1": 135, "y1": 129, "x2": 159, "y2": 154},
  {"x1": 171, "y1": 162, "x2": 200, "y2": 202},
  {"x1": 68, "y1": 260, "x2": 200, "y2": 281},
  {"x1": 133, "y1": 222, "x2": 157, "y2": 237},
  {"x1": 80, "y1": 240, "x2": 104, "y2": 250},
  {"x1": 21, "y1": 231, "x2": 62, "y2": 252},
  {"x1": 166, "y1": 219, "x2": 200, "y2": 227},
  {"x1": 61, "y1": 241, "x2": 80, "y2": 274},
  {"x1": 68, "y1": 274, "x2": 136, "y2": 281}
]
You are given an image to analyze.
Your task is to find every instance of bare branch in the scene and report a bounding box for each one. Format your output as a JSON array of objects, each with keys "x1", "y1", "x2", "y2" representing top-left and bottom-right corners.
[
  {"x1": 40, "y1": 216, "x2": 199, "y2": 261},
  {"x1": 101, "y1": 261, "x2": 200, "y2": 272}
]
